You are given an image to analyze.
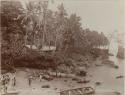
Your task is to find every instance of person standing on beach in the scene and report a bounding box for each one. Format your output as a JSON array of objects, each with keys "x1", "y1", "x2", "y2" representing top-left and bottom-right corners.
[
  {"x1": 28, "y1": 76, "x2": 32, "y2": 86},
  {"x1": 12, "y1": 73, "x2": 16, "y2": 87},
  {"x1": 2, "y1": 75, "x2": 6, "y2": 93},
  {"x1": 6, "y1": 75, "x2": 10, "y2": 85},
  {"x1": 1, "y1": 75, "x2": 8, "y2": 94},
  {"x1": 39, "y1": 74, "x2": 43, "y2": 82},
  {"x1": 5, "y1": 82, "x2": 7, "y2": 94},
  {"x1": 13, "y1": 75, "x2": 16, "y2": 86}
]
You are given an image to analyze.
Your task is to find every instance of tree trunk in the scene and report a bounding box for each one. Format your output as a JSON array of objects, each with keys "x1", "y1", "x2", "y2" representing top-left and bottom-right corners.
[
  {"x1": 56, "y1": 70, "x2": 58, "y2": 77},
  {"x1": 9, "y1": 56, "x2": 15, "y2": 70},
  {"x1": 24, "y1": 32, "x2": 27, "y2": 54}
]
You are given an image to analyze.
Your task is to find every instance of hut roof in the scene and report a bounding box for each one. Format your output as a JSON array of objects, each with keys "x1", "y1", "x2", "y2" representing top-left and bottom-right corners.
[
  {"x1": 41, "y1": 46, "x2": 56, "y2": 51},
  {"x1": 25, "y1": 45, "x2": 56, "y2": 51}
]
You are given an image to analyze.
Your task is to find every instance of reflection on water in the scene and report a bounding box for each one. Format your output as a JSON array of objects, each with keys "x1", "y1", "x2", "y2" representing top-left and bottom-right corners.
[{"x1": 109, "y1": 38, "x2": 118, "y2": 57}]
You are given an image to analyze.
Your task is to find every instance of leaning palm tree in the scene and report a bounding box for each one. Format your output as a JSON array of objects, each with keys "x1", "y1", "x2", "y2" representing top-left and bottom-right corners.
[
  {"x1": 19, "y1": 0, "x2": 57, "y2": 53},
  {"x1": 22, "y1": 2, "x2": 35, "y2": 47},
  {"x1": 17, "y1": 1, "x2": 39, "y2": 50}
]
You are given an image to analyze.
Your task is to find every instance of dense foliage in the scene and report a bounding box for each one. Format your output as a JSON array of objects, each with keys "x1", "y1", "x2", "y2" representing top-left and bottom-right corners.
[{"x1": 1, "y1": 1, "x2": 109, "y2": 71}]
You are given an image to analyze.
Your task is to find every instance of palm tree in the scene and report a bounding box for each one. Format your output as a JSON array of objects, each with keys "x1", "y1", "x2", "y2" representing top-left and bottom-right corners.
[{"x1": 18, "y1": 1, "x2": 38, "y2": 50}]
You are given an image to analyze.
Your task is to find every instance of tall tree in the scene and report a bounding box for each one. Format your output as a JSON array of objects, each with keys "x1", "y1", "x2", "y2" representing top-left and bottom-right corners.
[{"x1": 1, "y1": 1, "x2": 24, "y2": 68}]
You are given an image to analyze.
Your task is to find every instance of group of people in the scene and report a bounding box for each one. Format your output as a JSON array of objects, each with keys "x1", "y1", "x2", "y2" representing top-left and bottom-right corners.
[
  {"x1": 0, "y1": 73, "x2": 16, "y2": 94},
  {"x1": 0, "y1": 71, "x2": 50, "y2": 94}
]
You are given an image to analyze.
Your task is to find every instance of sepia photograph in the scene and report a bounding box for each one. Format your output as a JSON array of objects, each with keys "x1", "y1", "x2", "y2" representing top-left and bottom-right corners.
[{"x1": 0, "y1": 0, "x2": 125, "y2": 95}]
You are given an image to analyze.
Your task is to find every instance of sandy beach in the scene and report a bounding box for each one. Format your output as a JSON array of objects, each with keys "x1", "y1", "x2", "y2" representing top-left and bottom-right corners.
[{"x1": 1, "y1": 55, "x2": 124, "y2": 95}]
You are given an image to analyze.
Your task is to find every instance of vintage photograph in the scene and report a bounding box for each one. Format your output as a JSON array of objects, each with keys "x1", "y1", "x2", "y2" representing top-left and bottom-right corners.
[{"x1": 0, "y1": 0, "x2": 125, "y2": 95}]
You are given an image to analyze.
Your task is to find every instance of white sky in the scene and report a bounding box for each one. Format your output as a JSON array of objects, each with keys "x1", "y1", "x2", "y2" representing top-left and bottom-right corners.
[{"x1": 21, "y1": 0, "x2": 125, "y2": 36}]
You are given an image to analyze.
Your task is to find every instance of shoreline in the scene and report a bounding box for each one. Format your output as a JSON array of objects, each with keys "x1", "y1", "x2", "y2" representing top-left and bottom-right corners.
[{"x1": 1, "y1": 56, "x2": 124, "y2": 95}]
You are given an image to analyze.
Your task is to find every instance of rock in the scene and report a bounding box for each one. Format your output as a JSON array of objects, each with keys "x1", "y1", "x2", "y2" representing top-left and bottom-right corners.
[
  {"x1": 64, "y1": 80, "x2": 67, "y2": 82},
  {"x1": 77, "y1": 79, "x2": 90, "y2": 84},
  {"x1": 76, "y1": 70, "x2": 87, "y2": 77},
  {"x1": 116, "y1": 75, "x2": 124, "y2": 79},
  {"x1": 42, "y1": 75, "x2": 53, "y2": 81},
  {"x1": 54, "y1": 88, "x2": 57, "y2": 90},
  {"x1": 114, "y1": 65, "x2": 119, "y2": 69},
  {"x1": 95, "y1": 82, "x2": 102, "y2": 85},
  {"x1": 42, "y1": 85, "x2": 50, "y2": 88},
  {"x1": 114, "y1": 91, "x2": 121, "y2": 95},
  {"x1": 72, "y1": 78, "x2": 79, "y2": 81}
]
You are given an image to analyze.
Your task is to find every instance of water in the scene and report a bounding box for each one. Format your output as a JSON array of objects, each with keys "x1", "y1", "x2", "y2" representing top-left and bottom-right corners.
[{"x1": 88, "y1": 55, "x2": 124, "y2": 95}]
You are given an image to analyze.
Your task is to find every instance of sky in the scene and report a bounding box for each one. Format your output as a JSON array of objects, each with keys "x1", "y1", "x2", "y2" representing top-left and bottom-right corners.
[
  {"x1": 21, "y1": 0, "x2": 125, "y2": 37},
  {"x1": 49, "y1": 0, "x2": 125, "y2": 36}
]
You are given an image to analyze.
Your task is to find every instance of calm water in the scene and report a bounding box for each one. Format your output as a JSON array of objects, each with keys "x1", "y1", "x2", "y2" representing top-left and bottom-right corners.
[{"x1": 88, "y1": 55, "x2": 124, "y2": 95}]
